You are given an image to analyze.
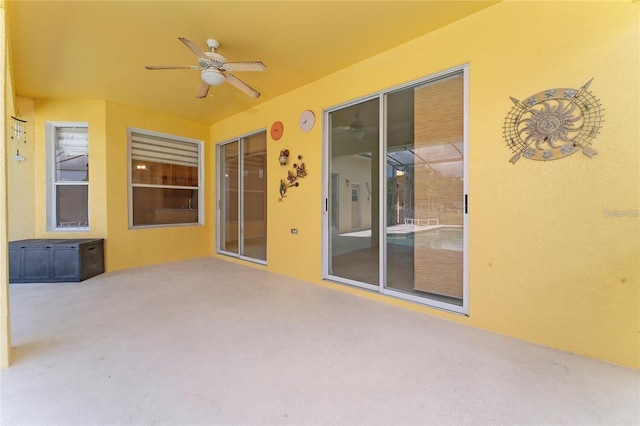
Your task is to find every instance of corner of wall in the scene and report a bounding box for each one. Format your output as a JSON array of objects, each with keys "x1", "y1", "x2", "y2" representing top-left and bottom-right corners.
[{"x1": 1, "y1": 0, "x2": 13, "y2": 369}]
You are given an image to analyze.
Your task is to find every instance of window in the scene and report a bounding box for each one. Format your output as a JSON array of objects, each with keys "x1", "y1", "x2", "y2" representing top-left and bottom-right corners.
[
  {"x1": 128, "y1": 128, "x2": 203, "y2": 227},
  {"x1": 46, "y1": 122, "x2": 89, "y2": 230}
]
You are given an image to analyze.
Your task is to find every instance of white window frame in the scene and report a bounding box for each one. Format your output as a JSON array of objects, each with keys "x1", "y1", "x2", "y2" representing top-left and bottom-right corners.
[
  {"x1": 127, "y1": 127, "x2": 204, "y2": 229},
  {"x1": 45, "y1": 121, "x2": 90, "y2": 232}
]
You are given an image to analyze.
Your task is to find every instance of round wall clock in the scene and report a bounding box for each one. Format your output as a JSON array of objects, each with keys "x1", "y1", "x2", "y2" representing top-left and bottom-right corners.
[
  {"x1": 299, "y1": 110, "x2": 315, "y2": 132},
  {"x1": 270, "y1": 121, "x2": 284, "y2": 141},
  {"x1": 503, "y1": 78, "x2": 604, "y2": 164}
]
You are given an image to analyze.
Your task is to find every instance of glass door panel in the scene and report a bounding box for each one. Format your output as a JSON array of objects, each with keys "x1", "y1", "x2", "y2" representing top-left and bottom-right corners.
[
  {"x1": 328, "y1": 98, "x2": 380, "y2": 285},
  {"x1": 242, "y1": 132, "x2": 267, "y2": 261},
  {"x1": 219, "y1": 141, "x2": 239, "y2": 254},
  {"x1": 385, "y1": 73, "x2": 464, "y2": 305}
]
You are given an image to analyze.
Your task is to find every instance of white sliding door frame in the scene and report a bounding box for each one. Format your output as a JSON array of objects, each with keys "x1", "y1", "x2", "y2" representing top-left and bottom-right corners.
[{"x1": 322, "y1": 64, "x2": 470, "y2": 315}]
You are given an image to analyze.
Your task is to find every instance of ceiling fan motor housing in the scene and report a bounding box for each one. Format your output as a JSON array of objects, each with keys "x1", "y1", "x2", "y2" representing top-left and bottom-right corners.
[
  {"x1": 201, "y1": 52, "x2": 227, "y2": 69},
  {"x1": 206, "y1": 38, "x2": 220, "y2": 50}
]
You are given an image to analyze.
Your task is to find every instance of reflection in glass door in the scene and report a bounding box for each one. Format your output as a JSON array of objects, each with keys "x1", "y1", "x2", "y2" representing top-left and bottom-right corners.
[
  {"x1": 385, "y1": 72, "x2": 465, "y2": 307},
  {"x1": 242, "y1": 133, "x2": 268, "y2": 261},
  {"x1": 327, "y1": 98, "x2": 380, "y2": 286},
  {"x1": 218, "y1": 131, "x2": 267, "y2": 263},
  {"x1": 325, "y1": 67, "x2": 468, "y2": 313},
  {"x1": 219, "y1": 141, "x2": 239, "y2": 254}
]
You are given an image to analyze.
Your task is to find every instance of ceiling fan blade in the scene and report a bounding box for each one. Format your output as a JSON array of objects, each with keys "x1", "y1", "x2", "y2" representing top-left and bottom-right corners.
[
  {"x1": 223, "y1": 61, "x2": 267, "y2": 72},
  {"x1": 178, "y1": 37, "x2": 208, "y2": 60},
  {"x1": 195, "y1": 81, "x2": 210, "y2": 98},
  {"x1": 145, "y1": 65, "x2": 199, "y2": 70},
  {"x1": 224, "y1": 73, "x2": 260, "y2": 98}
]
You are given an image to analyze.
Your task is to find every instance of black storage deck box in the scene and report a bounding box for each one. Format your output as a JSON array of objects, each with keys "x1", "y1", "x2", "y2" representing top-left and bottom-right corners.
[{"x1": 9, "y1": 238, "x2": 104, "y2": 283}]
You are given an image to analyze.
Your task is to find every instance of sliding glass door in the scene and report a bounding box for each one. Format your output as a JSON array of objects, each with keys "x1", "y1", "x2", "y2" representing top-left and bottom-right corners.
[
  {"x1": 327, "y1": 98, "x2": 380, "y2": 287},
  {"x1": 384, "y1": 73, "x2": 465, "y2": 307},
  {"x1": 218, "y1": 131, "x2": 267, "y2": 263},
  {"x1": 325, "y1": 67, "x2": 468, "y2": 313},
  {"x1": 219, "y1": 140, "x2": 239, "y2": 254}
]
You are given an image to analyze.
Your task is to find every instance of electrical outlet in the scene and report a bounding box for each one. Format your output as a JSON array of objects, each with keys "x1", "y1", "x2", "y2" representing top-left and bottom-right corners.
[{"x1": 291, "y1": 228, "x2": 298, "y2": 234}]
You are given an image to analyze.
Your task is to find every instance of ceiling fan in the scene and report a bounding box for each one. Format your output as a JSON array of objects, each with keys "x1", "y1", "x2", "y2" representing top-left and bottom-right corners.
[
  {"x1": 334, "y1": 114, "x2": 366, "y2": 138},
  {"x1": 145, "y1": 37, "x2": 266, "y2": 99}
]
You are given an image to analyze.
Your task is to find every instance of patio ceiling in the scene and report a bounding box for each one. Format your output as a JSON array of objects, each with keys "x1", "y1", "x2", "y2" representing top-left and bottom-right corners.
[{"x1": 7, "y1": 1, "x2": 498, "y2": 125}]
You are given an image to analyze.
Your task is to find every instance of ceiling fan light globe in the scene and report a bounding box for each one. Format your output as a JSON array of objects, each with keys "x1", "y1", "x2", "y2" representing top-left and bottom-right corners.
[{"x1": 201, "y1": 69, "x2": 226, "y2": 86}]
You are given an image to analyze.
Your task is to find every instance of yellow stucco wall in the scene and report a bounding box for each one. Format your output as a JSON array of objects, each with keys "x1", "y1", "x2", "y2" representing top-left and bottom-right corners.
[
  {"x1": 22, "y1": 99, "x2": 213, "y2": 272},
  {"x1": 102, "y1": 102, "x2": 212, "y2": 271},
  {"x1": 1, "y1": 0, "x2": 10, "y2": 368},
  {"x1": 8, "y1": 97, "x2": 35, "y2": 241},
  {"x1": 5, "y1": 1, "x2": 639, "y2": 369},
  {"x1": 33, "y1": 99, "x2": 108, "y2": 239},
  {"x1": 211, "y1": 1, "x2": 639, "y2": 368}
]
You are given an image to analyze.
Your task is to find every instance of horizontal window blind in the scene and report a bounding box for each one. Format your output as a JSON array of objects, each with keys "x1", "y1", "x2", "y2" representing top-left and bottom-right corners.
[
  {"x1": 131, "y1": 132, "x2": 198, "y2": 167},
  {"x1": 56, "y1": 127, "x2": 88, "y2": 155}
]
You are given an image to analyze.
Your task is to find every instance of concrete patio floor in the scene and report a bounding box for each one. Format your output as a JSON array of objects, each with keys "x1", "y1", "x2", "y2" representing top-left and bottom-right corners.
[{"x1": 1, "y1": 257, "x2": 638, "y2": 425}]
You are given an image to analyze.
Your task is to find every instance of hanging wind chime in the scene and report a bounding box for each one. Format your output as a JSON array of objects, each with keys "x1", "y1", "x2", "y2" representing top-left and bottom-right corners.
[{"x1": 11, "y1": 116, "x2": 28, "y2": 162}]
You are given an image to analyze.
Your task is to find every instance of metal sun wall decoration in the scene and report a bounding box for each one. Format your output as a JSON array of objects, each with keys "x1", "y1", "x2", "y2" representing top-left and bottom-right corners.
[
  {"x1": 278, "y1": 153, "x2": 307, "y2": 202},
  {"x1": 503, "y1": 78, "x2": 604, "y2": 164}
]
